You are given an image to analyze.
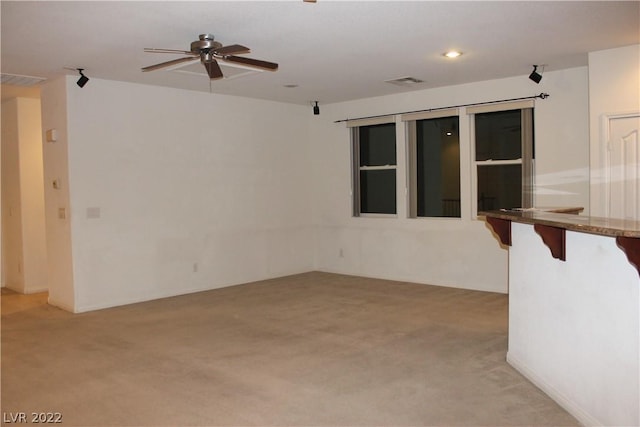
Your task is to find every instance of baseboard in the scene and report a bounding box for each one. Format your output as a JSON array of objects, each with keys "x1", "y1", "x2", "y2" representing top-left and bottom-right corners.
[
  {"x1": 72, "y1": 268, "x2": 316, "y2": 313},
  {"x1": 24, "y1": 287, "x2": 48, "y2": 295},
  {"x1": 506, "y1": 352, "x2": 603, "y2": 427},
  {"x1": 3, "y1": 283, "x2": 23, "y2": 293},
  {"x1": 47, "y1": 295, "x2": 76, "y2": 313},
  {"x1": 1, "y1": 285, "x2": 48, "y2": 295},
  {"x1": 316, "y1": 267, "x2": 508, "y2": 294}
]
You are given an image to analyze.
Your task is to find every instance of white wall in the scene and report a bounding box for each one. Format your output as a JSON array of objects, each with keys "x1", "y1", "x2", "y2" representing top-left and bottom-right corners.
[
  {"x1": 589, "y1": 44, "x2": 640, "y2": 217},
  {"x1": 311, "y1": 67, "x2": 590, "y2": 293},
  {"x1": 39, "y1": 67, "x2": 590, "y2": 309},
  {"x1": 41, "y1": 78, "x2": 75, "y2": 310},
  {"x1": 1, "y1": 97, "x2": 48, "y2": 293},
  {"x1": 507, "y1": 222, "x2": 639, "y2": 426},
  {"x1": 1, "y1": 99, "x2": 24, "y2": 290},
  {"x1": 49, "y1": 76, "x2": 314, "y2": 312}
]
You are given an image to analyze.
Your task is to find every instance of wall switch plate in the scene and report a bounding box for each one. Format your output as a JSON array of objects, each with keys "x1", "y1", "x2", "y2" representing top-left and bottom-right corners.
[
  {"x1": 58, "y1": 208, "x2": 66, "y2": 219},
  {"x1": 46, "y1": 129, "x2": 57, "y2": 142}
]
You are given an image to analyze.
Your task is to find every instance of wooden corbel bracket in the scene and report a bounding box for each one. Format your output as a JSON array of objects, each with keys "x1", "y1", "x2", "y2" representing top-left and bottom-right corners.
[
  {"x1": 616, "y1": 237, "x2": 640, "y2": 277},
  {"x1": 486, "y1": 217, "x2": 512, "y2": 246},
  {"x1": 534, "y1": 224, "x2": 566, "y2": 261}
]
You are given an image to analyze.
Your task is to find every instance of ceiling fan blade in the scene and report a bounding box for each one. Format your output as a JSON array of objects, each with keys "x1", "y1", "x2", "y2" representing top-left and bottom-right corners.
[
  {"x1": 144, "y1": 48, "x2": 195, "y2": 55},
  {"x1": 223, "y1": 55, "x2": 279, "y2": 71},
  {"x1": 214, "y1": 44, "x2": 251, "y2": 55},
  {"x1": 141, "y1": 56, "x2": 198, "y2": 72},
  {"x1": 204, "y1": 60, "x2": 224, "y2": 80}
]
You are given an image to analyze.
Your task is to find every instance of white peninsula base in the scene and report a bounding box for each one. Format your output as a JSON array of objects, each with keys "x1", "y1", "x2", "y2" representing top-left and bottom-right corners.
[{"x1": 506, "y1": 222, "x2": 639, "y2": 426}]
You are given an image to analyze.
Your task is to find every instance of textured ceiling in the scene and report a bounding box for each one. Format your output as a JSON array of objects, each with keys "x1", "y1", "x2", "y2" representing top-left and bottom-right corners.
[{"x1": 1, "y1": 1, "x2": 639, "y2": 105}]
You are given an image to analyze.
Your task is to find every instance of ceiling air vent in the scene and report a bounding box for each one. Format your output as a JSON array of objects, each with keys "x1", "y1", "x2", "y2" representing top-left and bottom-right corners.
[
  {"x1": 1, "y1": 73, "x2": 46, "y2": 86},
  {"x1": 385, "y1": 76, "x2": 424, "y2": 87}
]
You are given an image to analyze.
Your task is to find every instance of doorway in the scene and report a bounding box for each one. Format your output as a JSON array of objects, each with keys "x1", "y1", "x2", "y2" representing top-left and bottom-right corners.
[{"x1": 1, "y1": 91, "x2": 48, "y2": 295}]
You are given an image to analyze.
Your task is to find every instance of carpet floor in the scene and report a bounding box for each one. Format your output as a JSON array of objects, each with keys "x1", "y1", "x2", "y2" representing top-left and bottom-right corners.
[{"x1": 1, "y1": 272, "x2": 578, "y2": 426}]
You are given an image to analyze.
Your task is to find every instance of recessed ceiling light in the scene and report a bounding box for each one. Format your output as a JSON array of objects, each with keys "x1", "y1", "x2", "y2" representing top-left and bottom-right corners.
[
  {"x1": 444, "y1": 51, "x2": 462, "y2": 59},
  {"x1": 284, "y1": 84, "x2": 299, "y2": 88}
]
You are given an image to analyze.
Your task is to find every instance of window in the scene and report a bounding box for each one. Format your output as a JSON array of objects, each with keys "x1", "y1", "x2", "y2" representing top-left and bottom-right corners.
[
  {"x1": 350, "y1": 118, "x2": 397, "y2": 215},
  {"x1": 470, "y1": 102, "x2": 534, "y2": 213},
  {"x1": 404, "y1": 109, "x2": 460, "y2": 218}
]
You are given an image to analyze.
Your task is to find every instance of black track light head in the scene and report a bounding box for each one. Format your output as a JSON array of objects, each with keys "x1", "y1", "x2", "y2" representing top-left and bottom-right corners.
[
  {"x1": 77, "y1": 68, "x2": 89, "y2": 88},
  {"x1": 313, "y1": 101, "x2": 320, "y2": 115},
  {"x1": 529, "y1": 65, "x2": 542, "y2": 84}
]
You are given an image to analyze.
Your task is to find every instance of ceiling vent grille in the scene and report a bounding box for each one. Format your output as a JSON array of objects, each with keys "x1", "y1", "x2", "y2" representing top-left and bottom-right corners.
[
  {"x1": 1, "y1": 73, "x2": 46, "y2": 86},
  {"x1": 385, "y1": 76, "x2": 425, "y2": 87}
]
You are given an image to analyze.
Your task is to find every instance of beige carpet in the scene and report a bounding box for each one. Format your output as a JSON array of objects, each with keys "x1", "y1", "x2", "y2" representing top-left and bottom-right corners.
[{"x1": 1, "y1": 272, "x2": 578, "y2": 426}]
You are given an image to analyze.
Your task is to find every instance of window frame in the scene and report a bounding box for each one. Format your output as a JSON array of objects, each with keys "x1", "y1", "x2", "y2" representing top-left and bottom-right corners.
[
  {"x1": 468, "y1": 100, "x2": 535, "y2": 217},
  {"x1": 402, "y1": 108, "x2": 461, "y2": 219},
  {"x1": 348, "y1": 116, "x2": 397, "y2": 217}
]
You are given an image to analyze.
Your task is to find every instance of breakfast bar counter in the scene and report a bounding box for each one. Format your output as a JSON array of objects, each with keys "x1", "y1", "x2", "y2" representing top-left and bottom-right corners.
[
  {"x1": 482, "y1": 208, "x2": 640, "y2": 238},
  {"x1": 480, "y1": 209, "x2": 640, "y2": 272},
  {"x1": 479, "y1": 209, "x2": 639, "y2": 427}
]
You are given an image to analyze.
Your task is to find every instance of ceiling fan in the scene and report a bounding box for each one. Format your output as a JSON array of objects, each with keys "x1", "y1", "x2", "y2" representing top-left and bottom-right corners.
[{"x1": 141, "y1": 34, "x2": 278, "y2": 80}]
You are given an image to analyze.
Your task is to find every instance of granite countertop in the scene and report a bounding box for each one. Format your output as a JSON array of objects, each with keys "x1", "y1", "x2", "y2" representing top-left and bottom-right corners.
[{"x1": 479, "y1": 208, "x2": 640, "y2": 238}]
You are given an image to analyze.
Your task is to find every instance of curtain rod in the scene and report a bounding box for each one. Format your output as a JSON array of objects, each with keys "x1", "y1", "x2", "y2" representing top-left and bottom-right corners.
[{"x1": 334, "y1": 92, "x2": 550, "y2": 123}]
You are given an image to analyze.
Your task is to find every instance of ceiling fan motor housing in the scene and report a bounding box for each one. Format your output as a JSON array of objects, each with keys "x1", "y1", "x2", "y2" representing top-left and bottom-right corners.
[{"x1": 191, "y1": 34, "x2": 222, "y2": 55}]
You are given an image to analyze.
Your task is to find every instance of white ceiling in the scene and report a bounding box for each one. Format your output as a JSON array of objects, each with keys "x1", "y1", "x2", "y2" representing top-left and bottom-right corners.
[{"x1": 1, "y1": 1, "x2": 639, "y2": 105}]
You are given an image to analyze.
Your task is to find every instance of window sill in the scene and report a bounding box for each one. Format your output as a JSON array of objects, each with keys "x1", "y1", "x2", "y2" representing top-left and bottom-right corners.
[{"x1": 356, "y1": 213, "x2": 398, "y2": 218}]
